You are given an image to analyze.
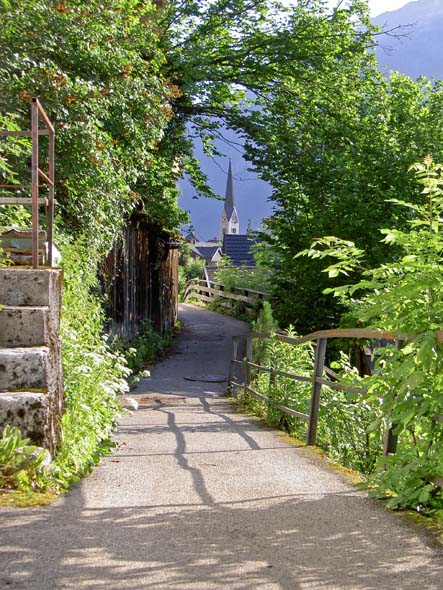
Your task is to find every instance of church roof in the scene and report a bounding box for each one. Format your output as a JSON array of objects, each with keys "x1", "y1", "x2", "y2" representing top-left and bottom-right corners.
[
  {"x1": 184, "y1": 230, "x2": 198, "y2": 242},
  {"x1": 223, "y1": 159, "x2": 237, "y2": 221},
  {"x1": 222, "y1": 234, "x2": 259, "y2": 266}
]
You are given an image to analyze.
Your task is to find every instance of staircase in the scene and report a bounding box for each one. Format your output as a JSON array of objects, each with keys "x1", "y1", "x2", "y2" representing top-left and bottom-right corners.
[{"x1": 0, "y1": 268, "x2": 64, "y2": 454}]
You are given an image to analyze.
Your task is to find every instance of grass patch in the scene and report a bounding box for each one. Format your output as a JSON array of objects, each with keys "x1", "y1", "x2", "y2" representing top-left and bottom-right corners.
[{"x1": 0, "y1": 490, "x2": 59, "y2": 508}]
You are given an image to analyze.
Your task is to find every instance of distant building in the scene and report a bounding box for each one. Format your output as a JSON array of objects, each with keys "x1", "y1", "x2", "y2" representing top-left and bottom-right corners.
[
  {"x1": 222, "y1": 234, "x2": 259, "y2": 266},
  {"x1": 190, "y1": 243, "x2": 222, "y2": 264},
  {"x1": 218, "y1": 161, "x2": 259, "y2": 267},
  {"x1": 220, "y1": 159, "x2": 240, "y2": 240},
  {"x1": 184, "y1": 227, "x2": 199, "y2": 244},
  {"x1": 184, "y1": 159, "x2": 259, "y2": 277}
]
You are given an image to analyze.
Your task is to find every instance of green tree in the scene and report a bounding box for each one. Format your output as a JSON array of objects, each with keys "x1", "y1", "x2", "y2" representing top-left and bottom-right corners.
[
  {"x1": 161, "y1": 0, "x2": 423, "y2": 332},
  {"x1": 162, "y1": 1, "x2": 377, "y2": 196},
  {"x1": 0, "y1": 0, "x2": 187, "y2": 491},
  {"x1": 0, "y1": 0, "x2": 186, "y2": 251},
  {"x1": 245, "y1": 67, "x2": 443, "y2": 332}
]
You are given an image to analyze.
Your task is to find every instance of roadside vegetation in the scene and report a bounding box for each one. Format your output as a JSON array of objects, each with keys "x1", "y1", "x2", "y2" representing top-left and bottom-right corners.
[
  {"x1": 0, "y1": 0, "x2": 182, "y2": 496},
  {"x1": 178, "y1": 242, "x2": 206, "y2": 301},
  {"x1": 235, "y1": 161, "x2": 443, "y2": 518}
]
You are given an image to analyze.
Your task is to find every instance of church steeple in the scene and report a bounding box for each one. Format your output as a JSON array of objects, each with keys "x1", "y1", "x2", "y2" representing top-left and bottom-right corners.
[{"x1": 220, "y1": 159, "x2": 240, "y2": 241}]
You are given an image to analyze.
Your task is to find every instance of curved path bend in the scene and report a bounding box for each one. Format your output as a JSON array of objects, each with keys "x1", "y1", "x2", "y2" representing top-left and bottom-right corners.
[{"x1": 1, "y1": 304, "x2": 442, "y2": 589}]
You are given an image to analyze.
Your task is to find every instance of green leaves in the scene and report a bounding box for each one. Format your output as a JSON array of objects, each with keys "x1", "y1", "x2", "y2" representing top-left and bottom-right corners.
[
  {"x1": 299, "y1": 236, "x2": 365, "y2": 279},
  {"x1": 0, "y1": 0, "x2": 181, "y2": 251},
  {"x1": 304, "y1": 161, "x2": 443, "y2": 511},
  {"x1": 54, "y1": 240, "x2": 130, "y2": 487},
  {"x1": 0, "y1": 426, "x2": 49, "y2": 492}
]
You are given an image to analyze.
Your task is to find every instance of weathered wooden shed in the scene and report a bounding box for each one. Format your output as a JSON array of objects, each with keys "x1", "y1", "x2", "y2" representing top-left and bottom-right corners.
[{"x1": 101, "y1": 213, "x2": 179, "y2": 341}]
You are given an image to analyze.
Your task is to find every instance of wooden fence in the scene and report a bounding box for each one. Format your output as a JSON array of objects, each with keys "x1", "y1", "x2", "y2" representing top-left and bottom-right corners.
[
  {"x1": 183, "y1": 278, "x2": 268, "y2": 316},
  {"x1": 229, "y1": 328, "x2": 443, "y2": 488}
]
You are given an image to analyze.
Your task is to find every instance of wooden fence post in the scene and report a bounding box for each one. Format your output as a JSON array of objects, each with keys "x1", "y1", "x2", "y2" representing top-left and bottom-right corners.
[
  {"x1": 244, "y1": 334, "x2": 253, "y2": 393},
  {"x1": 269, "y1": 366, "x2": 276, "y2": 390},
  {"x1": 383, "y1": 340, "x2": 403, "y2": 457},
  {"x1": 383, "y1": 424, "x2": 398, "y2": 456},
  {"x1": 228, "y1": 336, "x2": 239, "y2": 394},
  {"x1": 307, "y1": 338, "x2": 327, "y2": 446}
]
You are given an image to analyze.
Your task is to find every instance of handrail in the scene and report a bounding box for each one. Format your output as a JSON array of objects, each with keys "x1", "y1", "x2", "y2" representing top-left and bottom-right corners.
[
  {"x1": 184, "y1": 278, "x2": 269, "y2": 311},
  {"x1": 0, "y1": 98, "x2": 55, "y2": 268},
  {"x1": 251, "y1": 328, "x2": 443, "y2": 345},
  {"x1": 228, "y1": 329, "x2": 443, "y2": 484}
]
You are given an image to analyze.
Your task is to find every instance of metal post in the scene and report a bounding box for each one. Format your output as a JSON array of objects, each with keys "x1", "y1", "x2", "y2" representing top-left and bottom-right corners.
[
  {"x1": 31, "y1": 99, "x2": 39, "y2": 269},
  {"x1": 48, "y1": 124, "x2": 55, "y2": 267},
  {"x1": 307, "y1": 338, "x2": 327, "y2": 446}
]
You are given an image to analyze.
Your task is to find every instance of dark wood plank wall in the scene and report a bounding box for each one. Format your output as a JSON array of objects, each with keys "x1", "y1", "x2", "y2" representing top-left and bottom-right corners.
[{"x1": 101, "y1": 214, "x2": 179, "y2": 340}]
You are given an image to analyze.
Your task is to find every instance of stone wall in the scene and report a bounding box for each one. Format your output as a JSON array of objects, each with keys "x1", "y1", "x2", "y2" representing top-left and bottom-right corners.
[{"x1": 0, "y1": 268, "x2": 64, "y2": 454}]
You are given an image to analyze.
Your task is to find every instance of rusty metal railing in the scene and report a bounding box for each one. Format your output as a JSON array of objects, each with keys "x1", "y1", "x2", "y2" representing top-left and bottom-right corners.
[{"x1": 0, "y1": 98, "x2": 55, "y2": 268}]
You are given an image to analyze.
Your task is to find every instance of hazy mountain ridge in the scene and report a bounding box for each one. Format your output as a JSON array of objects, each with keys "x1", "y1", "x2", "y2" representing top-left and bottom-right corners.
[{"x1": 375, "y1": 0, "x2": 443, "y2": 79}]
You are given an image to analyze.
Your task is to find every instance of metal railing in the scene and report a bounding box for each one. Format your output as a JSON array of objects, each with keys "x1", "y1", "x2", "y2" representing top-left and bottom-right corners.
[{"x1": 0, "y1": 98, "x2": 55, "y2": 268}]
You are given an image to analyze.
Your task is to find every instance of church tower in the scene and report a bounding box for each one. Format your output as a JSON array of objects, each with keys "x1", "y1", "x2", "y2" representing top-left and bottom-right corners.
[{"x1": 220, "y1": 159, "x2": 240, "y2": 241}]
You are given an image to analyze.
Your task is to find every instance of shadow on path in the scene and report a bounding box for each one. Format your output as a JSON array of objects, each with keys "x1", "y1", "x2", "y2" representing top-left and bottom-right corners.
[{"x1": 1, "y1": 305, "x2": 442, "y2": 589}]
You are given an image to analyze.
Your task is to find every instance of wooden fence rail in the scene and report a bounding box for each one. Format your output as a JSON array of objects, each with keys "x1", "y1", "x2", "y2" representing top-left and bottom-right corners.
[
  {"x1": 184, "y1": 278, "x2": 268, "y2": 315},
  {"x1": 228, "y1": 328, "x2": 443, "y2": 488}
]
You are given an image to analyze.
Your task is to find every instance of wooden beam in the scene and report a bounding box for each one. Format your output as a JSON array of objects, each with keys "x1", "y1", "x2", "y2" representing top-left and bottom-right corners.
[
  {"x1": 315, "y1": 377, "x2": 367, "y2": 395},
  {"x1": 244, "y1": 386, "x2": 309, "y2": 421},
  {"x1": 0, "y1": 197, "x2": 48, "y2": 206}
]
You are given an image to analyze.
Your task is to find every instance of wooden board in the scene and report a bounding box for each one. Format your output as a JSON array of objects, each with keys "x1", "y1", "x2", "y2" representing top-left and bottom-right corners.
[
  {"x1": 245, "y1": 385, "x2": 309, "y2": 421},
  {"x1": 0, "y1": 197, "x2": 48, "y2": 206}
]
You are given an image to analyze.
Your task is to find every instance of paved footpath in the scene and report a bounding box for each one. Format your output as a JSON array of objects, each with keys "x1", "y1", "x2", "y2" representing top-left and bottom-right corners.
[{"x1": 1, "y1": 304, "x2": 443, "y2": 589}]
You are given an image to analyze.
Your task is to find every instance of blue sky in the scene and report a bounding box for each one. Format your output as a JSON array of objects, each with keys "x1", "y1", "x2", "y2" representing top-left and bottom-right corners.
[
  {"x1": 283, "y1": 1, "x2": 413, "y2": 16},
  {"x1": 366, "y1": 0, "x2": 412, "y2": 16}
]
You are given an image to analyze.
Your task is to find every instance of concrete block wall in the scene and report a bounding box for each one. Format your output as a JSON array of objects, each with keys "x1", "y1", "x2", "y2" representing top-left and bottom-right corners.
[{"x1": 0, "y1": 268, "x2": 64, "y2": 454}]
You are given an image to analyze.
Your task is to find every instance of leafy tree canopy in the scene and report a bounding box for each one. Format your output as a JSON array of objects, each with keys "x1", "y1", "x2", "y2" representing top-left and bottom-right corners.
[
  {"x1": 0, "y1": 0, "x2": 186, "y2": 251},
  {"x1": 160, "y1": 0, "x2": 377, "y2": 199}
]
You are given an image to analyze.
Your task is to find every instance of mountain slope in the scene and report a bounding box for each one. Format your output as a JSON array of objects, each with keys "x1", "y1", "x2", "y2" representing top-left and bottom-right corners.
[{"x1": 375, "y1": 0, "x2": 443, "y2": 79}]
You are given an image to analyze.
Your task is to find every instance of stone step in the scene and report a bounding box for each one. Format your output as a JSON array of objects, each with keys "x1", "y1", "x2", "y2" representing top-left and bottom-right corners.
[
  {"x1": 0, "y1": 392, "x2": 48, "y2": 447},
  {"x1": 6, "y1": 252, "x2": 46, "y2": 267},
  {"x1": 0, "y1": 268, "x2": 62, "y2": 307},
  {"x1": 0, "y1": 347, "x2": 50, "y2": 392},
  {"x1": 0, "y1": 307, "x2": 50, "y2": 347}
]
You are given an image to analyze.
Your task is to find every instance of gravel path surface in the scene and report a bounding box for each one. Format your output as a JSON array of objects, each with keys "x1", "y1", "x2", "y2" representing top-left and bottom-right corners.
[{"x1": 1, "y1": 303, "x2": 442, "y2": 589}]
